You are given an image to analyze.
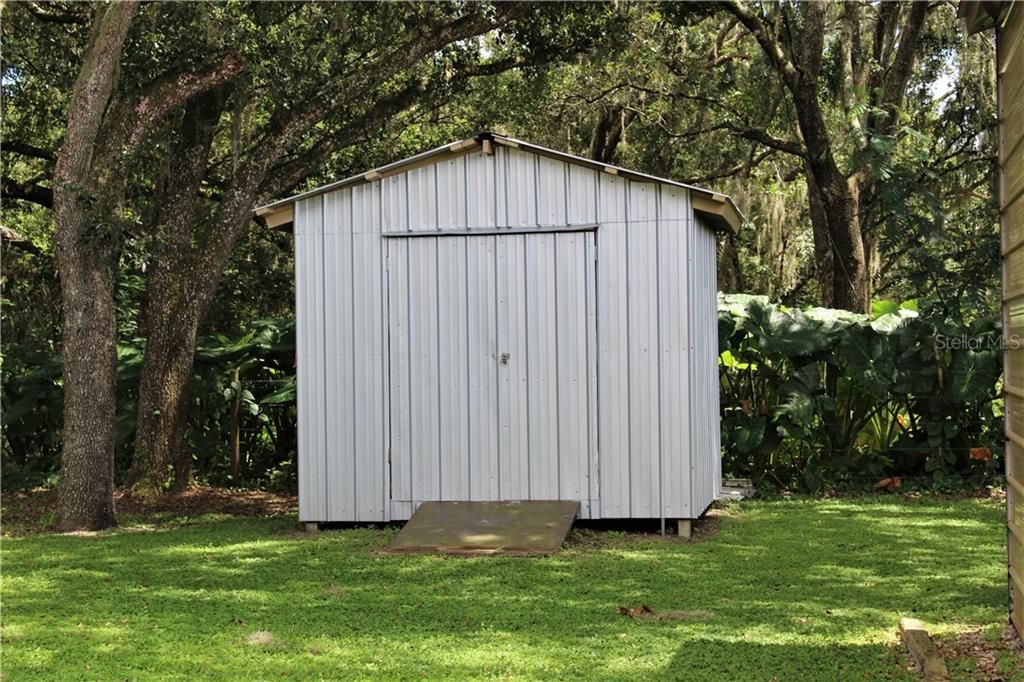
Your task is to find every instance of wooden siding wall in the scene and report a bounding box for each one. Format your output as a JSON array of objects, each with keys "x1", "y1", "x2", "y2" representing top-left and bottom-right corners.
[
  {"x1": 1000, "y1": 2, "x2": 1024, "y2": 636},
  {"x1": 294, "y1": 145, "x2": 721, "y2": 522}
]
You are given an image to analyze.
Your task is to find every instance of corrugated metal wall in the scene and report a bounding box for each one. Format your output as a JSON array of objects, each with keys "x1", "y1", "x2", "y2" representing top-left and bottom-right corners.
[
  {"x1": 295, "y1": 188, "x2": 389, "y2": 522},
  {"x1": 386, "y1": 230, "x2": 598, "y2": 518},
  {"x1": 998, "y1": 2, "x2": 1024, "y2": 636},
  {"x1": 689, "y1": 218, "x2": 722, "y2": 515},
  {"x1": 294, "y1": 144, "x2": 721, "y2": 522}
]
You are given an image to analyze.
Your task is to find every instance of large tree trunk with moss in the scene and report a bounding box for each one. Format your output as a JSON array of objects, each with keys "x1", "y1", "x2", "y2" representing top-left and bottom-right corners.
[
  {"x1": 52, "y1": 0, "x2": 139, "y2": 531},
  {"x1": 130, "y1": 269, "x2": 206, "y2": 492},
  {"x1": 787, "y1": 3, "x2": 869, "y2": 313},
  {"x1": 127, "y1": 91, "x2": 223, "y2": 494}
]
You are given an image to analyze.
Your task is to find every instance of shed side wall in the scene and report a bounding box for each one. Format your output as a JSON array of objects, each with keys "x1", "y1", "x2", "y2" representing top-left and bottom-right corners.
[
  {"x1": 597, "y1": 177, "x2": 699, "y2": 519},
  {"x1": 658, "y1": 187, "x2": 693, "y2": 519},
  {"x1": 999, "y1": 1, "x2": 1024, "y2": 636},
  {"x1": 295, "y1": 196, "x2": 327, "y2": 522},
  {"x1": 311, "y1": 186, "x2": 389, "y2": 522},
  {"x1": 689, "y1": 217, "x2": 722, "y2": 516}
]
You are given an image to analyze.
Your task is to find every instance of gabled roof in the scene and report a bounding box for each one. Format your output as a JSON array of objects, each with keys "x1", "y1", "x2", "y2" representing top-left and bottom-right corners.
[{"x1": 255, "y1": 131, "x2": 743, "y2": 233}]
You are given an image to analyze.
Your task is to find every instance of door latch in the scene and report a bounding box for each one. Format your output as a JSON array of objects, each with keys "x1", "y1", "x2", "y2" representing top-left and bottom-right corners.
[{"x1": 500, "y1": 352, "x2": 510, "y2": 365}]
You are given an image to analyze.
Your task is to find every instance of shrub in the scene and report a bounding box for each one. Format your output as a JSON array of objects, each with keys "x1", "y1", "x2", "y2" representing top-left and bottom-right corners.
[{"x1": 718, "y1": 294, "x2": 1003, "y2": 492}]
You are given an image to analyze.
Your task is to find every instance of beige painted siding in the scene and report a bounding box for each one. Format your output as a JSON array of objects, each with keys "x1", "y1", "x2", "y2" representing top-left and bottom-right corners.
[{"x1": 1000, "y1": 1, "x2": 1024, "y2": 635}]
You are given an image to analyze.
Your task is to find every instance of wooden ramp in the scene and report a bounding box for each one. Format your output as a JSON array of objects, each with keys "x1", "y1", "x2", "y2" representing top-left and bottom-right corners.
[{"x1": 385, "y1": 501, "x2": 579, "y2": 555}]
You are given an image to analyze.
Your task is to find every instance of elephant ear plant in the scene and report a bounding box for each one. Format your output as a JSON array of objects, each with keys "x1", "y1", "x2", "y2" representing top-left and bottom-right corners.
[{"x1": 718, "y1": 294, "x2": 1002, "y2": 492}]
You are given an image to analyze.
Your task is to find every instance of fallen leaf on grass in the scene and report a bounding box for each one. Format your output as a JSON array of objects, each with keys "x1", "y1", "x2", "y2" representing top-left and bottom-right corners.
[{"x1": 934, "y1": 626, "x2": 1024, "y2": 680}]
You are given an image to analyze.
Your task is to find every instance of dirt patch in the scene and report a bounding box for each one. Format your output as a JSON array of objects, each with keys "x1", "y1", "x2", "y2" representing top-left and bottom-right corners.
[
  {"x1": 116, "y1": 487, "x2": 296, "y2": 518},
  {"x1": 568, "y1": 506, "x2": 726, "y2": 550},
  {"x1": 615, "y1": 604, "x2": 713, "y2": 622},
  {"x1": 1, "y1": 487, "x2": 59, "y2": 534},
  {"x1": 934, "y1": 625, "x2": 1024, "y2": 680},
  {"x1": 245, "y1": 630, "x2": 284, "y2": 648},
  {"x1": 788, "y1": 486, "x2": 1007, "y2": 504},
  {"x1": 1, "y1": 486, "x2": 296, "y2": 536}
]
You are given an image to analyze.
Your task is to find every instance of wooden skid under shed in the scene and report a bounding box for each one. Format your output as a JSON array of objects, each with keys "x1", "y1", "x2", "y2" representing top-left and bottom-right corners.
[{"x1": 385, "y1": 500, "x2": 578, "y2": 555}]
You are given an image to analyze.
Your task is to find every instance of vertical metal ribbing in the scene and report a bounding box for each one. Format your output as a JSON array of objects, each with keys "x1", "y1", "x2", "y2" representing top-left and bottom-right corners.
[
  {"x1": 655, "y1": 186, "x2": 664, "y2": 536},
  {"x1": 493, "y1": 234, "x2": 501, "y2": 498},
  {"x1": 591, "y1": 169, "x2": 601, "y2": 518},
  {"x1": 320, "y1": 194, "x2": 330, "y2": 519},
  {"x1": 464, "y1": 236, "x2": 472, "y2": 499},
  {"x1": 523, "y1": 233, "x2": 531, "y2": 498},
  {"x1": 463, "y1": 156, "x2": 470, "y2": 230},
  {"x1": 380, "y1": 182, "x2": 390, "y2": 520},
  {"x1": 405, "y1": 239, "x2": 413, "y2": 509},
  {"x1": 434, "y1": 160, "x2": 442, "y2": 499},
  {"x1": 583, "y1": 231, "x2": 595, "y2": 517},
  {"x1": 435, "y1": 235, "x2": 442, "y2": 499},
  {"x1": 687, "y1": 216, "x2": 696, "y2": 517},
  {"x1": 380, "y1": 227, "x2": 387, "y2": 516},
  {"x1": 534, "y1": 154, "x2": 540, "y2": 227},
  {"x1": 624, "y1": 180, "x2": 632, "y2": 518},
  {"x1": 553, "y1": 235, "x2": 561, "y2": 499},
  {"x1": 350, "y1": 193, "x2": 358, "y2": 517},
  {"x1": 564, "y1": 161, "x2": 570, "y2": 226}
]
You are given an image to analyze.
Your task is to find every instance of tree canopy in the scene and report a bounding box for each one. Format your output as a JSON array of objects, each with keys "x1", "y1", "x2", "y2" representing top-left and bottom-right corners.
[{"x1": 0, "y1": 1, "x2": 999, "y2": 528}]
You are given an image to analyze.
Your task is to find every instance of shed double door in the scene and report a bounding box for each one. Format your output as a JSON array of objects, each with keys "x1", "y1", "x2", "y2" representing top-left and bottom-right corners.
[{"x1": 385, "y1": 229, "x2": 599, "y2": 519}]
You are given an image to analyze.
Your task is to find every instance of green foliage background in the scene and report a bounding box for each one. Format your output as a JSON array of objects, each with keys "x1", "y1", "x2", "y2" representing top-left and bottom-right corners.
[
  {"x1": 2, "y1": 294, "x2": 1003, "y2": 494},
  {"x1": 0, "y1": 2, "x2": 1002, "y2": 494},
  {"x1": 718, "y1": 295, "x2": 1003, "y2": 491}
]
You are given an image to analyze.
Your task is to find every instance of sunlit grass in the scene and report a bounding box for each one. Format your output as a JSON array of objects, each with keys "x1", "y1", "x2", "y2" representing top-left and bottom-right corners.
[{"x1": 0, "y1": 498, "x2": 1010, "y2": 680}]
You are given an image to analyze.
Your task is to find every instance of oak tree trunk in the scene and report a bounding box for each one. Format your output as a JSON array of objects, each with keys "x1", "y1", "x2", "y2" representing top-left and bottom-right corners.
[
  {"x1": 130, "y1": 220, "x2": 247, "y2": 492},
  {"x1": 805, "y1": 162, "x2": 835, "y2": 306},
  {"x1": 129, "y1": 266, "x2": 205, "y2": 493},
  {"x1": 52, "y1": 0, "x2": 139, "y2": 531},
  {"x1": 54, "y1": 240, "x2": 119, "y2": 530},
  {"x1": 788, "y1": 3, "x2": 869, "y2": 313},
  {"x1": 127, "y1": 90, "x2": 223, "y2": 494}
]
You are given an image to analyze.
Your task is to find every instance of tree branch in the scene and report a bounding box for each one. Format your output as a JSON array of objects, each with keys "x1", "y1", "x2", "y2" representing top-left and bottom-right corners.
[
  {"x1": 3, "y1": 175, "x2": 54, "y2": 208},
  {"x1": 0, "y1": 225, "x2": 43, "y2": 255},
  {"x1": 720, "y1": 1, "x2": 799, "y2": 87},
  {"x1": 679, "y1": 149, "x2": 776, "y2": 185},
  {"x1": 23, "y1": 1, "x2": 87, "y2": 25},
  {"x1": 879, "y1": 2, "x2": 930, "y2": 120},
  {"x1": 205, "y1": 5, "x2": 530, "y2": 272},
  {"x1": 126, "y1": 53, "x2": 247, "y2": 147},
  {"x1": 3, "y1": 141, "x2": 56, "y2": 161},
  {"x1": 724, "y1": 123, "x2": 805, "y2": 156}
]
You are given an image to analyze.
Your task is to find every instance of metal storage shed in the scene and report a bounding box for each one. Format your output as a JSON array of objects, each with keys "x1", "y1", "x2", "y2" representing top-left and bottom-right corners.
[{"x1": 256, "y1": 132, "x2": 738, "y2": 528}]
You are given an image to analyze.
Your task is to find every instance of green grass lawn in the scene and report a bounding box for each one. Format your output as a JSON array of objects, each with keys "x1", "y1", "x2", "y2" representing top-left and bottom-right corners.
[{"x1": 0, "y1": 497, "x2": 1016, "y2": 680}]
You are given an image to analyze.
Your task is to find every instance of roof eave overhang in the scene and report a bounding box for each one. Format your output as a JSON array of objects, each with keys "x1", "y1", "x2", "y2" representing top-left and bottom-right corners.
[
  {"x1": 959, "y1": 1, "x2": 1008, "y2": 33},
  {"x1": 691, "y1": 190, "x2": 743, "y2": 234}
]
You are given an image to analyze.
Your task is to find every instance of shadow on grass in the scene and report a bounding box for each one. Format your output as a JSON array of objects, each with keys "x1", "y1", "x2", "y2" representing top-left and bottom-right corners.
[{"x1": 0, "y1": 497, "x2": 1006, "y2": 680}]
